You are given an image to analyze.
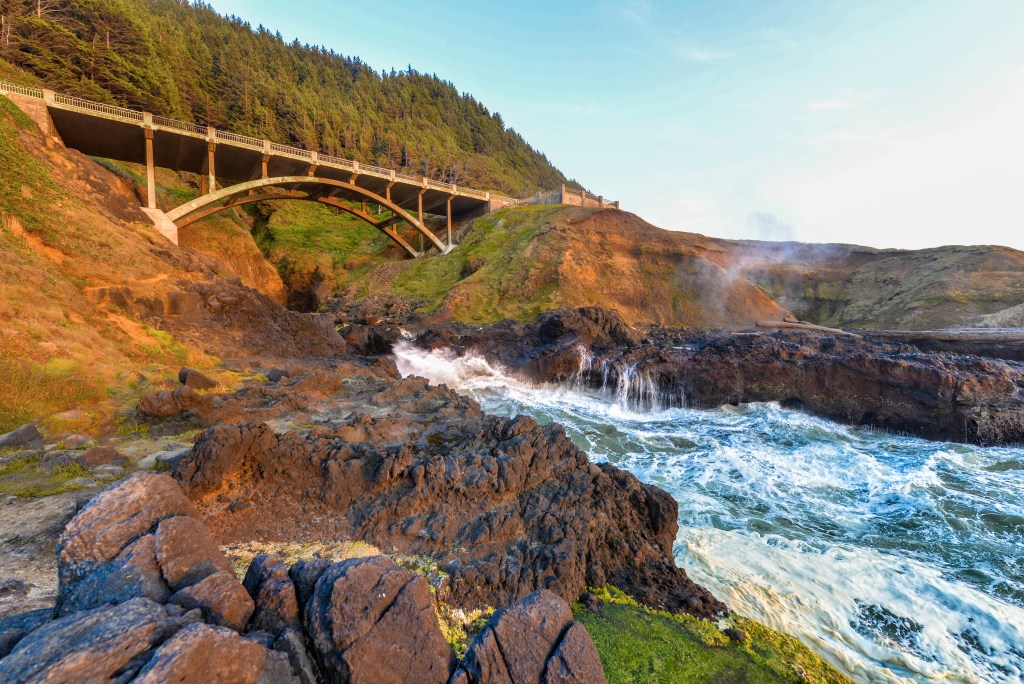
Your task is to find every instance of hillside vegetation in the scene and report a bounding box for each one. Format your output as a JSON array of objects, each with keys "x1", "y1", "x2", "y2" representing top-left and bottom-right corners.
[
  {"x1": 0, "y1": 0, "x2": 572, "y2": 194},
  {"x1": 0, "y1": 95, "x2": 216, "y2": 434}
]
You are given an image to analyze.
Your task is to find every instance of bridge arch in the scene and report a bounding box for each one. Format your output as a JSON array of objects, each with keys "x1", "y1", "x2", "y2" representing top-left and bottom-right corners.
[{"x1": 165, "y1": 176, "x2": 452, "y2": 258}]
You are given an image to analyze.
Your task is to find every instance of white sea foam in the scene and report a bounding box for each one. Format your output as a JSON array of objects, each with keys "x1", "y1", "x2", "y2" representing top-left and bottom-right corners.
[{"x1": 392, "y1": 342, "x2": 1024, "y2": 683}]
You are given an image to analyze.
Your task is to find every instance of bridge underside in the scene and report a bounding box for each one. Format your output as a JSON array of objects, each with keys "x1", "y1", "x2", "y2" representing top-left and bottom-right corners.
[
  {"x1": 36, "y1": 106, "x2": 491, "y2": 255},
  {"x1": 167, "y1": 176, "x2": 452, "y2": 258}
]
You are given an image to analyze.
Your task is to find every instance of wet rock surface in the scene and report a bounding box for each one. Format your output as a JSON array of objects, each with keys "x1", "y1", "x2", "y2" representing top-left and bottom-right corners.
[{"x1": 425, "y1": 307, "x2": 1024, "y2": 445}]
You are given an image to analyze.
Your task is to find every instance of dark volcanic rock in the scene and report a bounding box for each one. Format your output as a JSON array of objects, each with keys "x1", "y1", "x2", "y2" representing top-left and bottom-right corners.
[
  {"x1": 173, "y1": 376, "x2": 724, "y2": 618},
  {"x1": 0, "y1": 424, "x2": 43, "y2": 452},
  {"x1": 154, "y1": 515, "x2": 234, "y2": 591},
  {"x1": 455, "y1": 590, "x2": 605, "y2": 684},
  {"x1": 0, "y1": 609, "x2": 52, "y2": 659},
  {"x1": 167, "y1": 570, "x2": 254, "y2": 632},
  {"x1": 0, "y1": 598, "x2": 187, "y2": 682},
  {"x1": 133, "y1": 622, "x2": 266, "y2": 684},
  {"x1": 243, "y1": 554, "x2": 301, "y2": 636},
  {"x1": 55, "y1": 472, "x2": 199, "y2": 610},
  {"x1": 76, "y1": 445, "x2": 126, "y2": 468},
  {"x1": 179, "y1": 367, "x2": 219, "y2": 390},
  {"x1": 428, "y1": 308, "x2": 1024, "y2": 445},
  {"x1": 305, "y1": 555, "x2": 454, "y2": 684}
]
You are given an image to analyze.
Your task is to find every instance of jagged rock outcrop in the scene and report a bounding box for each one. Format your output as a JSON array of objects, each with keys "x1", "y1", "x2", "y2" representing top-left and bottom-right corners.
[
  {"x1": 170, "y1": 374, "x2": 724, "y2": 618},
  {"x1": 427, "y1": 307, "x2": 1024, "y2": 445},
  {"x1": 0, "y1": 471, "x2": 612, "y2": 684}
]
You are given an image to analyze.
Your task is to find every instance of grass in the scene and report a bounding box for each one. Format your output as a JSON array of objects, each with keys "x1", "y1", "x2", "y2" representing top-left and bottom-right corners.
[
  {"x1": 338, "y1": 204, "x2": 566, "y2": 322},
  {"x1": 0, "y1": 455, "x2": 96, "y2": 498},
  {"x1": 0, "y1": 352, "x2": 108, "y2": 434},
  {"x1": 576, "y1": 587, "x2": 851, "y2": 684}
]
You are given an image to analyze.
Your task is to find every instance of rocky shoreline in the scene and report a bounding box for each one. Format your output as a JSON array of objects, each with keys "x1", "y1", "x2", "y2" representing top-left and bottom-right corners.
[
  {"x1": 417, "y1": 307, "x2": 1024, "y2": 446},
  {"x1": 12, "y1": 304, "x2": 1007, "y2": 681}
]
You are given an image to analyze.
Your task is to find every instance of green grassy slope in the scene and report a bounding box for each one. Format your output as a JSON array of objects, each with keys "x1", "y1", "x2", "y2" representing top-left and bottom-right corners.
[{"x1": 577, "y1": 587, "x2": 852, "y2": 684}]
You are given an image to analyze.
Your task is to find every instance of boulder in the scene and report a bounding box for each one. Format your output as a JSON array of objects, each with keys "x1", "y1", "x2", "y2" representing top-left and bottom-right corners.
[
  {"x1": 56, "y1": 532, "x2": 170, "y2": 616},
  {"x1": 455, "y1": 591, "x2": 604, "y2": 684},
  {"x1": 243, "y1": 554, "x2": 301, "y2": 635},
  {"x1": 543, "y1": 623, "x2": 606, "y2": 683},
  {"x1": 305, "y1": 556, "x2": 454, "y2": 684},
  {"x1": 154, "y1": 515, "x2": 234, "y2": 591},
  {"x1": 62, "y1": 433, "x2": 94, "y2": 449},
  {"x1": 168, "y1": 570, "x2": 254, "y2": 632},
  {"x1": 0, "y1": 608, "x2": 52, "y2": 659},
  {"x1": 0, "y1": 598, "x2": 187, "y2": 683},
  {"x1": 179, "y1": 367, "x2": 219, "y2": 390},
  {"x1": 56, "y1": 473, "x2": 199, "y2": 599},
  {"x1": 133, "y1": 622, "x2": 266, "y2": 684},
  {"x1": 0, "y1": 424, "x2": 43, "y2": 452},
  {"x1": 76, "y1": 445, "x2": 126, "y2": 468}
]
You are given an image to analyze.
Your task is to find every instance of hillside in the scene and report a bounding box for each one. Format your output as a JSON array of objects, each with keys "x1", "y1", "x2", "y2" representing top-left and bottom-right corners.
[
  {"x1": 0, "y1": 95, "x2": 339, "y2": 435},
  {"x1": 723, "y1": 239, "x2": 1024, "y2": 330},
  {"x1": 0, "y1": 0, "x2": 572, "y2": 194},
  {"x1": 319, "y1": 205, "x2": 1024, "y2": 330}
]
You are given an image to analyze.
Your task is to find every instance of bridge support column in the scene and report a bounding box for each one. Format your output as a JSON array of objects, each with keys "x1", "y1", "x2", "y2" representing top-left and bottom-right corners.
[
  {"x1": 262, "y1": 140, "x2": 270, "y2": 179},
  {"x1": 418, "y1": 187, "x2": 427, "y2": 253},
  {"x1": 143, "y1": 126, "x2": 156, "y2": 210},
  {"x1": 308, "y1": 151, "x2": 318, "y2": 177},
  {"x1": 206, "y1": 131, "x2": 217, "y2": 194},
  {"x1": 447, "y1": 193, "x2": 455, "y2": 248}
]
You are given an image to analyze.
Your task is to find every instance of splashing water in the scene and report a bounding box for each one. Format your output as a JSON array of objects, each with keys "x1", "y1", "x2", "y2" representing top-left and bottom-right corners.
[{"x1": 393, "y1": 342, "x2": 1024, "y2": 683}]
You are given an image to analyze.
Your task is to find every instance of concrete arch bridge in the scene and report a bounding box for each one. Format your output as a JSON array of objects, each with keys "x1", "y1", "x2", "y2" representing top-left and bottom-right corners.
[{"x1": 1, "y1": 81, "x2": 619, "y2": 257}]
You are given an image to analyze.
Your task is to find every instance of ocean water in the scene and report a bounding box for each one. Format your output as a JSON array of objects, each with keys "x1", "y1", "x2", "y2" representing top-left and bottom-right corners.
[{"x1": 393, "y1": 342, "x2": 1024, "y2": 683}]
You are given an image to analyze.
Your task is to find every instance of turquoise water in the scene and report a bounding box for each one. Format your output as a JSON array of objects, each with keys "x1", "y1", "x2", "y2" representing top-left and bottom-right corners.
[{"x1": 394, "y1": 342, "x2": 1024, "y2": 683}]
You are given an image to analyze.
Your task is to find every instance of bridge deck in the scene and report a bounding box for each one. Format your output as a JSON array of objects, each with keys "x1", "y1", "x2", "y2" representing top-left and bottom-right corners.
[{"x1": 2, "y1": 82, "x2": 508, "y2": 217}]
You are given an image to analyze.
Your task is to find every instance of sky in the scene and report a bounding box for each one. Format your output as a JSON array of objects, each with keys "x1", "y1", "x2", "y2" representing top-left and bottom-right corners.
[{"x1": 205, "y1": 0, "x2": 1024, "y2": 250}]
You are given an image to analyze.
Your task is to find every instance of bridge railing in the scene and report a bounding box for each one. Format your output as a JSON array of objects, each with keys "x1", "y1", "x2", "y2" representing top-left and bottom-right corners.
[
  {"x1": 360, "y1": 163, "x2": 394, "y2": 178},
  {"x1": 152, "y1": 115, "x2": 207, "y2": 136},
  {"x1": 319, "y1": 153, "x2": 356, "y2": 170},
  {"x1": 53, "y1": 93, "x2": 146, "y2": 123},
  {"x1": 214, "y1": 129, "x2": 263, "y2": 150},
  {"x1": 268, "y1": 141, "x2": 312, "y2": 159},
  {"x1": 0, "y1": 80, "x2": 44, "y2": 99}
]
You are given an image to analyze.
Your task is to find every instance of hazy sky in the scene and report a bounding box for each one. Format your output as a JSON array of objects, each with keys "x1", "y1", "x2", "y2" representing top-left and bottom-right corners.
[{"x1": 206, "y1": 0, "x2": 1024, "y2": 250}]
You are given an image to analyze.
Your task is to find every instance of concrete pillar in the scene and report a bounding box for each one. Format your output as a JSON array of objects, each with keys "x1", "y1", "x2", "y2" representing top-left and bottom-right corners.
[
  {"x1": 580, "y1": 188, "x2": 586, "y2": 207},
  {"x1": 350, "y1": 160, "x2": 360, "y2": 185},
  {"x1": 262, "y1": 140, "x2": 270, "y2": 179},
  {"x1": 206, "y1": 130, "x2": 217, "y2": 194},
  {"x1": 447, "y1": 195, "x2": 454, "y2": 248},
  {"x1": 308, "y1": 151, "x2": 318, "y2": 177},
  {"x1": 560, "y1": 184, "x2": 566, "y2": 204},
  {"x1": 598, "y1": 195, "x2": 603, "y2": 207},
  {"x1": 360, "y1": 201, "x2": 367, "y2": 214},
  {"x1": 42, "y1": 89, "x2": 54, "y2": 105},
  {"x1": 144, "y1": 127, "x2": 156, "y2": 210},
  {"x1": 418, "y1": 188, "x2": 426, "y2": 253}
]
